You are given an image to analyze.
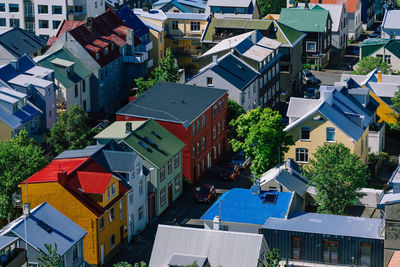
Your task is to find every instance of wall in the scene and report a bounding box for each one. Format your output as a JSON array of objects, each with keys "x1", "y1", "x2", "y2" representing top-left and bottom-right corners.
[
  {"x1": 369, "y1": 124, "x2": 385, "y2": 153},
  {"x1": 34, "y1": 0, "x2": 67, "y2": 37},
  {"x1": 366, "y1": 46, "x2": 400, "y2": 72},
  {"x1": 369, "y1": 91, "x2": 398, "y2": 125},
  {"x1": 147, "y1": 28, "x2": 164, "y2": 68},
  {"x1": 0, "y1": 0, "x2": 24, "y2": 32},
  {"x1": 384, "y1": 202, "x2": 400, "y2": 266},
  {"x1": 61, "y1": 75, "x2": 91, "y2": 112},
  {"x1": 0, "y1": 120, "x2": 13, "y2": 141},
  {"x1": 63, "y1": 238, "x2": 85, "y2": 267},
  {"x1": 203, "y1": 220, "x2": 261, "y2": 234},
  {"x1": 382, "y1": 29, "x2": 400, "y2": 39},
  {"x1": 0, "y1": 45, "x2": 16, "y2": 65}
]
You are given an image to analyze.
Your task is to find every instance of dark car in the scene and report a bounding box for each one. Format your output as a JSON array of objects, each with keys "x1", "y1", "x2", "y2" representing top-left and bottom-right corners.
[
  {"x1": 302, "y1": 70, "x2": 319, "y2": 84},
  {"x1": 195, "y1": 184, "x2": 216, "y2": 203},
  {"x1": 304, "y1": 87, "x2": 320, "y2": 99},
  {"x1": 219, "y1": 163, "x2": 240, "y2": 181},
  {"x1": 368, "y1": 32, "x2": 380, "y2": 38},
  {"x1": 231, "y1": 151, "x2": 250, "y2": 169}
]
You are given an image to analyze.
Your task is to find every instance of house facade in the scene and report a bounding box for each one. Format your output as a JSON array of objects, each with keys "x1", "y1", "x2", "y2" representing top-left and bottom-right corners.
[
  {"x1": 116, "y1": 82, "x2": 228, "y2": 184},
  {"x1": 206, "y1": 0, "x2": 261, "y2": 19},
  {"x1": 360, "y1": 38, "x2": 400, "y2": 72},
  {"x1": 0, "y1": 236, "x2": 27, "y2": 267},
  {"x1": 152, "y1": 0, "x2": 206, "y2": 13}
]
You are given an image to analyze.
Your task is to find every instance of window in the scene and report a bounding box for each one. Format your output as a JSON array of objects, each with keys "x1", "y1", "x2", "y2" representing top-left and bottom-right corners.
[
  {"x1": 207, "y1": 77, "x2": 213, "y2": 86},
  {"x1": 9, "y1": 18, "x2": 19, "y2": 28},
  {"x1": 109, "y1": 234, "x2": 115, "y2": 248},
  {"x1": 384, "y1": 55, "x2": 391, "y2": 64},
  {"x1": 111, "y1": 184, "x2": 116, "y2": 197},
  {"x1": 39, "y1": 20, "x2": 49, "y2": 29},
  {"x1": 175, "y1": 174, "x2": 180, "y2": 192},
  {"x1": 213, "y1": 105, "x2": 217, "y2": 117},
  {"x1": 296, "y1": 148, "x2": 308, "y2": 163},
  {"x1": 160, "y1": 167, "x2": 165, "y2": 181},
  {"x1": 38, "y1": 5, "x2": 48, "y2": 14},
  {"x1": 168, "y1": 160, "x2": 172, "y2": 174},
  {"x1": 139, "y1": 180, "x2": 143, "y2": 196},
  {"x1": 306, "y1": 41, "x2": 316, "y2": 52},
  {"x1": 213, "y1": 126, "x2": 216, "y2": 139},
  {"x1": 218, "y1": 101, "x2": 221, "y2": 112},
  {"x1": 197, "y1": 120, "x2": 200, "y2": 132},
  {"x1": 138, "y1": 206, "x2": 144, "y2": 221},
  {"x1": 360, "y1": 242, "x2": 371, "y2": 267},
  {"x1": 193, "y1": 146, "x2": 196, "y2": 159},
  {"x1": 218, "y1": 121, "x2": 221, "y2": 134},
  {"x1": 0, "y1": 4, "x2": 4, "y2": 12},
  {"x1": 160, "y1": 187, "x2": 166, "y2": 206},
  {"x1": 109, "y1": 208, "x2": 115, "y2": 222},
  {"x1": 72, "y1": 244, "x2": 78, "y2": 260},
  {"x1": 218, "y1": 142, "x2": 221, "y2": 155},
  {"x1": 119, "y1": 200, "x2": 123, "y2": 219},
  {"x1": 82, "y1": 79, "x2": 86, "y2": 92},
  {"x1": 129, "y1": 190, "x2": 134, "y2": 204},
  {"x1": 193, "y1": 124, "x2": 196, "y2": 136},
  {"x1": 174, "y1": 153, "x2": 180, "y2": 168},
  {"x1": 107, "y1": 187, "x2": 111, "y2": 200},
  {"x1": 323, "y1": 240, "x2": 338, "y2": 264},
  {"x1": 361, "y1": 140, "x2": 364, "y2": 157},
  {"x1": 197, "y1": 163, "x2": 201, "y2": 176},
  {"x1": 222, "y1": 119, "x2": 225, "y2": 131},
  {"x1": 202, "y1": 158, "x2": 205, "y2": 171},
  {"x1": 52, "y1": 5, "x2": 62, "y2": 14},
  {"x1": 136, "y1": 162, "x2": 141, "y2": 175},
  {"x1": 9, "y1": 4, "x2": 19, "y2": 12},
  {"x1": 191, "y1": 21, "x2": 200, "y2": 31},
  {"x1": 75, "y1": 84, "x2": 78, "y2": 97},
  {"x1": 0, "y1": 19, "x2": 5, "y2": 26},
  {"x1": 99, "y1": 216, "x2": 104, "y2": 230},
  {"x1": 172, "y1": 20, "x2": 178, "y2": 30},
  {"x1": 52, "y1": 20, "x2": 61, "y2": 29},
  {"x1": 300, "y1": 126, "x2": 310, "y2": 140},
  {"x1": 196, "y1": 142, "x2": 200, "y2": 155},
  {"x1": 326, "y1": 127, "x2": 335, "y2": 142},
  {"x1": 291, "y1": 237, "x2": 301, "y2": 260},
  {"x1": 222, "y1": 99, "x2": 225, "y2": 110},
  {"x1": 202, "y1": 136, "x2": 206, "y2": 150},
  {"x1": 201, "y1": 114, "x2": 206, "y2": 127}
]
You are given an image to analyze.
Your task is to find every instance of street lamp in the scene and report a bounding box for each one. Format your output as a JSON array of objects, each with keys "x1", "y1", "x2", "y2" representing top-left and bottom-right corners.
[{"x1": 315, "y1": 24, "x2": 321, "y2": 71}]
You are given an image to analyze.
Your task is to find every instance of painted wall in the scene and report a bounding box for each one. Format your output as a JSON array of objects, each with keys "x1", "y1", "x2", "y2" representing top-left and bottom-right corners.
[
  {"x1": 0, "y1": 0, "x2": 24, "y2": 32},
  {"x1": 384, "y1": 202, "x2": 400, "y2": 266},
  {"x1": 365, "y1": 46, "x2": 400, "y2": 72},
  {"x1": 369, "y1": 91, "x2": 398, "y2": 125},
  {"x1": 56, "y1": 75, "x2": 91, "y2": 112},
  {"x1": 0, "y1": 119, "x2": 13, "y2": 141},
  {"x1": 147, "y1": 28, "x2": 165, "y2": 68}
]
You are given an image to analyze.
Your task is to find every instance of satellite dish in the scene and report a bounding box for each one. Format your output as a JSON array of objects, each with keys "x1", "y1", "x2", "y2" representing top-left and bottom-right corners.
[{"x1": 251, "y1": 178, "x2": 261, "y2": 195}]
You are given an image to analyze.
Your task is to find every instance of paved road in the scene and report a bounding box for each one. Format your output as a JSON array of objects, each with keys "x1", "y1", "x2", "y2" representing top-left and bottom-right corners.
[{"x1": 311, "y1": 69, "x2": 351, "y2": 86}]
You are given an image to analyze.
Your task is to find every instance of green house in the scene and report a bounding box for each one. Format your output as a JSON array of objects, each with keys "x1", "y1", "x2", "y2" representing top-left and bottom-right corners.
[{"x1": 95, "y1": 119, "x2": 186, "y2": 216}]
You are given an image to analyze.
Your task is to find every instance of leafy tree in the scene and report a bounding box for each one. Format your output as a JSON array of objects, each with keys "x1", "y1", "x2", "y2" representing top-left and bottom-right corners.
[
  {"x1": 38, "y1": 243, "x2": 63, "y2": 267},
  {"x1": 353, "y1": 56, "x2": 393, "y2": 75},
  {"x1": 227, "y1": 99, "x2": 245, "y2": 138},
  {"x1": 47, "y1": 105, "x2": 99, "y2": 155},
  {"x1": 259, "y1": 248, "x2": 281, "y2": 267},
  {"x1": 135, "y1": 48, "x2": 181, "y2": 95},
  {"x1": 258, "y1": 0, "x2": 286, "y2": 18},
  {"x1": 0, "y1": 129, "x2": 47, "y2": 220},
  {"x1": 303, "y1": 143, "x2": 368, "y2": 215},
  {"x1": 230, "y1": 107, "x2": 293, "y2": 177}
]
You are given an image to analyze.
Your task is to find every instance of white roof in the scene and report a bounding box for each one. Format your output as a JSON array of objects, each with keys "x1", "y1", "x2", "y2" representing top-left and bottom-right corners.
[
  {"x1": 25, "y1": 66, "x2": 53, "y2": 78},
  {"x1": 208, "y1": 0, "x2": 252, "y2": 8},
  {"x1": 165, "y1": 12, "x2": 210, "y2": 20},
  {"x1": 201, "y1": 31, "x2": 255, "y2": 57},
  {"x1": 242, "y1": 45, "x2": 273, "y2": 62},
  {"x1": 8, "y1": 74, "x2": 52, "y2": 88},
  {"x1": 213, "y1": 13, "x2": 253, "y2": 19},
  {"x1": 134, "y1": 9, "x2": 168, "y2": 21},
  {"x1": 257, "y1": 37, "x2": 281, "y2": 49},
  {"x1": 286, "y1": 97, "x2": 322, "y2": 119},
  {"x1": 382, "y1": 10, "x2": 400, "y2": 30},
  {"x1": 141, "y1": 18, "x2": 164, "y2": 32},
  {"x1": 149, "y1": 225, "x2": 265, "y2": 267},
  {"x1": 369, "y1": 82, "x2": 399, "y2": 98}
]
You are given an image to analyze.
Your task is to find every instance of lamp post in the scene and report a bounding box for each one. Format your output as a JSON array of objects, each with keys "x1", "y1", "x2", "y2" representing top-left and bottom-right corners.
[{"x1": 315, "y1": 24, "x2": 321, "y2": 71}]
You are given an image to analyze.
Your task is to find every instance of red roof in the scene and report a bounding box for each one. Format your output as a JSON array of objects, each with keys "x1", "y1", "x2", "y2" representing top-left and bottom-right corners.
[
  {"x1": 102, "y1": 34, "x2": 126, "y2": 47},
  {"x1": 389, "y1": 251, "x2": 400, "y2": 267},
  {"x1": 85, "y1": 44, "x2": 100, "y2": 52},
  {"x1": 93, "y1": 39, "x2": 109, "y2": 48},
  {"x1": 47, "y1": 20, "x2": 86, "y2": 46},
  {"x1": 76, "y1": 171, "x2": 111, "y2": 194},
  {"x1": 309, "y1": 0, "x2": 358, "y2": 13},
  {"x1": 114, "y1": 25, "x2": 130, "y2": 35}
]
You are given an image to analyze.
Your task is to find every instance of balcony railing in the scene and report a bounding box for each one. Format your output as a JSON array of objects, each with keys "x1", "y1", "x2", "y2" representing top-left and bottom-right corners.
[
  {"x1": 138, "y1": 41, "x2": 153, "y2": 52},
  {"x1": 171, "y1": 48, "x2": 201, "y2": 57},
  {"x1": 123, "y1": 52, "x2": 148, "y2": 63},
  {"x1": 166, "y1": 31, "x2": 203, "y2": 40}
]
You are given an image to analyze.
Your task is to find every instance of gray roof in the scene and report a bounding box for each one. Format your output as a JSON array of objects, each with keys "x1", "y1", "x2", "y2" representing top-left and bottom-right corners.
[
  {"x1": 286, "y1": 98, "x2": 322, "y2": 118},
  {"x1": 382, "y1": 9, "x2": 400, "y2": 30},
  {"x1": 117, "y1": 82, "x2": 227, "y2": 125},
  {"x1": 149, "y1": 225, "x2": 265, "y2": 267},
  {"x1": 103, "y1": 150, "x2": 136, "y2": 173},
  {"x1": 263, "y1": 212, "x2": 384, "y2": 240},
  {"x1": 0, "y1": 236, "x2": 18, "y2": 249},
  {"x1": 208, "y1": 0, "x2": 252, "y2": 7},
  {"x1": 140, "y1": 18, "x2": 164, "y2": 32},
  {"x1": 368, "y1": 82, "x2": 399, "y2": 98},
  {"x1": 168, "y1": 253, "x2": 208, "y2": 266},
  {"x1": 0, "y1": 28, "x2": 46, "y2": 57}
]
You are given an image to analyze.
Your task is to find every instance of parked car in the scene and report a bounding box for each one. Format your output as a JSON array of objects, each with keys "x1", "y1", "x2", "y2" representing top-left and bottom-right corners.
[
  {"x1": 302, "y1": 70, "x2": 318, "y2": 84},
  {"x1": 368, "y1": 32, "x2": 380, "y2": 38},
  {"x1": 304, "y1": 87, "x2": 320, "y2": 99},
  {"x1": 195, "y1": 184, "x2": 216, "y2": 203},
  {"x1": 231, "y1": 151, "x2": 251, "y2": 169},
  {"x1": 219, "y1": 163, "x2": 240, "y2": 181}
]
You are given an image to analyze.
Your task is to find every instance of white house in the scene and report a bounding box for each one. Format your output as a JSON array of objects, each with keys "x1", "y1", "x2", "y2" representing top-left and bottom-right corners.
[{"x1": 381, "y1": 9, "x2": 400, "y2": 39}]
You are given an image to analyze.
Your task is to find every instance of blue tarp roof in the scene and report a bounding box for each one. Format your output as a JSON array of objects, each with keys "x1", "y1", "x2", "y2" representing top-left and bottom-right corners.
[{"x1": 201, "y1": 188, "x2": 293, "y2": 225}]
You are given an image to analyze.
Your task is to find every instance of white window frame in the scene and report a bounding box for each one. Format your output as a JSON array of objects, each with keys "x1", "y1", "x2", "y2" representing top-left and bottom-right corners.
[{"x1": 306, "y1": 41, "x2": 317, "y2": 52}]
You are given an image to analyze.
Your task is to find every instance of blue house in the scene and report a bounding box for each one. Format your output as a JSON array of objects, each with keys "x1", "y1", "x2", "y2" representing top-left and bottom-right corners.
[{"x1": 200, "y1": 188, "x2": 296, "y2": 233}]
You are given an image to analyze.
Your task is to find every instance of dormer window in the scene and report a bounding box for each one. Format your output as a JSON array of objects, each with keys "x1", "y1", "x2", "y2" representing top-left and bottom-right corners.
[
  {"x1": 12, "y1": 103, "x2": 17, "y2": 113},
  {"x1": 104, "y1": 47, "x2": 108, "y2": 55},
  {"x1": 111, "y1": 43, "x2": 114, "y2": 50},
  {"x1": 96, "y1": 52, "x2": 100, "y2": 60}
]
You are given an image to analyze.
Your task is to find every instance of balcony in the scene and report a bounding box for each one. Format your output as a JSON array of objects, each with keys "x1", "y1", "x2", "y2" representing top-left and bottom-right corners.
[
  {"x1": 171, "y1": 48, "x2": 201, "y2": 57},
  {"x1": 123, "y1": 52, "x2": 148, "y2": 64},
  {"x1": 1, "y1": 248, "x2": 27, "y2": 267},
  {"x1": 138, "y1": 41, "x2": 153, "y2": 52},
  {"x1": 166, "y1": 31, "x2": 203, "y2": 40}
]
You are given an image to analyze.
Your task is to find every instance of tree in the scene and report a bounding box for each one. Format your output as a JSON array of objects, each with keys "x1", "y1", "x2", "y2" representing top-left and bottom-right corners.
[
  {"x1": 47, "y1": 105, "x2": 99, "y2": 155},
  {"x1": 353, "y1": 56, "x2": 393, "y2": 75},
  {"x1": 38, "y1": 243, "x2": 63, "y2": 267},
  {"x1": 227, "y1": 99, "x2": 245, "y2": 138},
  {"x1": 303, "y1": 143, "x2": 368, "y2": 215},
  {"x1": 259, "y1": 248, "x2": 281, "y2": 267},
  {"x1": 134, "y1": 48, "x2": 181, "y2": 95},
  {"x1": 258, "y1": 0, "x2": 286, "y2": 18},
  {"x1": 0, "y1": 129, "x2": 47, "y2": 220},
  {"x1": 230, "y1": 107, "x2": 293, "y2": 177},
  {"x1": 390, "y1": 88, "x2": 400, "y2": 130}
]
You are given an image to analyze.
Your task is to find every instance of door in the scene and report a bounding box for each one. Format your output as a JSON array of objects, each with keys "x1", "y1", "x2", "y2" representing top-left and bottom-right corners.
[
  {"x1": 323, "y1": 240, "x2": 338, "y2": 264},
  {"x1": 168, "y1": 182, "x2": 173, "y2": 204},
  {"x1": 100, "y1": 244, "x2": 104, "y2": 265}
]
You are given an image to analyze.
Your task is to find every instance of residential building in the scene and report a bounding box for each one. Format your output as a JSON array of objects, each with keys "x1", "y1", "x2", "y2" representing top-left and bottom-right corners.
[
  {"x1": 0, "y1": 54, "x2": 57, "y2": 134},
  {"x1": 116, "y1": 82, "x2": 228, "y2": 183},
  {"x1": 285, "y1": 85, "x2": 379, "y2": 165},
  {"x1": 0, "y1": 202, "x2": 86, "y2": 267},
  {"x1": 201, "y1": 18, "x2": 306, "y2": 97},
  {"x1": 55, "y1": 141, "x2": 148, "y2": 242},
  {"x1": 262, "y1": 212, "x2": 384, "y2": 266},
  {"x1": 205, "y1": 0, "x2": 261, "y2": 19},
  {"x1": 187, "y1": 53, "x2": 260, "y2": 111},
  {"x1": 137, "y1": 17, "x2": 165, "y2": 67},
  {"x1": 20, "y1": 157, "x2": 129, "y2": 266},
  {"x1": 0, "y1": 0, "x2": 105, "y2": 39},
  {"x1": 0, "y1": 83, "x2": 41, "y2": 141},
  {"x1": 361, "y1": 0, "x2": 375, "y2": 29},
  {"x1": 0, "y1": 28, "x2": 46, "y2": 65},
  {"x1": 279, "y1": 7, "x2": 332, "y2": 69},
  {"x1": 200, "y1": 188, "x2": 297, "y2": 234},
  {"x1": 35, "y1": 48, "x2": 92, "y2": 113},
  {"x1": 197, "y1": 30, "x2": 283, "y2": 106},
  {"x1": 381, "y1": 10, "x2": 400, "y2": 39},
  {"x1": 152, "y1": 0, "x2": 206, "y2": 13},
  {"x1": 149, "y1": 224, "x2": 268, "y2": 267},
  {"x1": 134, "y1": 9, "x2": 210, "y2": 74},
  {"x1": 95, "y1": 120, "x2": 185, "y2": 217},
  {"x1": 0, "y1": 235, "x2": 27, "y2": 267},
  {"x1": 360, "y1": 38, "x2": 400, "y2": 72},
  {"x1": 310, "y1": 0, "x2": 362, "y2": 40}
]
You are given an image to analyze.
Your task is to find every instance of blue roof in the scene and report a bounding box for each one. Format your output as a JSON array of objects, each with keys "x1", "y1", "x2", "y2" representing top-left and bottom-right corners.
[
  {"x1": 117, "y1": 5, "x2": 149, "y2": 37},
  {"x1": 0, "y1": 55, "x2": 36, "y2": 82},
  {"x1": 6, "y1": 202, "x2": 87, "y2": 255},
  {"x1": 0, "y1": 236, "x2": 18, "y2": 249},
  {"x1": 152, "y1": 0, "x2": 206, "y2": 10},
  {"x1": 201, "y1": 188, "x2": 293, "y2": 225},
  {"x1": 263, "y1": 212, "x2": 384, "y2": 240}
]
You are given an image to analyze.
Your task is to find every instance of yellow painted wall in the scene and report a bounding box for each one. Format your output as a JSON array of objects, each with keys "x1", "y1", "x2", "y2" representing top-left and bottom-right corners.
[
  {"x1": 148, "y1": 28, "x2": 165, "y2": 67},
  {"x1": 101, "y1": 177, "x2": 120, "y2": 207},
  {"x1": 369, "y1": 91, "x2": 398, "y2": 124},
  {"x1": 20, "y1": 181, "x2": 128, "y2": 266},
  {"x1": 0, "y1": 120, "x2": 13, "y2": 141}
]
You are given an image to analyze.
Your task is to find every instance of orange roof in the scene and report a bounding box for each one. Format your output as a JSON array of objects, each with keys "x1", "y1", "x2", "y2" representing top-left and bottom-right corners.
[
  {"x1": 114, "y1": 25, "x2": 130, "y2": 35},
  {"x1": 102, "y1": 34, "x2": 126, "y2": 47},
  {"x1": 389, "y1": 251, "x2": 400, "y2": 267},
  {"x1": 85, "y1": 44, "x2": 100, "y2": 52},
  {"x1": 310, "y1": 0, "x2": 358, "y2": 13},
  {"x1": 76, "y1": 171, "x2": 112, "y2": 194},
  {"x1": 93, "y1": 39, "x2": 109, "y2": 48}
]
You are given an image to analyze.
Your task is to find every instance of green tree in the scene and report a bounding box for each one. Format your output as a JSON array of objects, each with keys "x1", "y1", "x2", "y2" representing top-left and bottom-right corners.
[
  {"x1": 353, "y1": 56, "x2": 393, "y2": 75},
  {"x1": 259, "y1": 248, "x2": 281, "y2": 267},
  {"x1": 0, "y1": 129, "x2": 47, "y2": 220},
  {"x1": 230, "y1": 107, "x2": 293, "y2": 177},
  {"x1": 47, "y1": 105, "x2": 98, "y2": 155},
  {"x1": 227, "y1": 99, "x2": 245, "y2": 138},
  {"x1": 303, "y1": 143, "x2": 368, "y2": 215},
  {"x1": 258, "y1": 0, "x2": 286, "y2": 18},
  {"x1": 38, "y1": 243, "x2": 63, "y2": 267},
  {"x1": 134, "y1": 48, "x2": 181, "y2": 95}
]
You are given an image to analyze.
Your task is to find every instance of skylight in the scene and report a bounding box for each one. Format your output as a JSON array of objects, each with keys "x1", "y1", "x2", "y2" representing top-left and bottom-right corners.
[
  {"x1": 264, "y1": 193, "x2": 277, "y2": 204},
  {"x1": 151, "y1": 131, "x2": 161, "y2": 139},
  {"x1": 37, "y1": 220, "x2": 53, "y2": 233},
  {"x1": 144, "y1": 137, "x2": 154, "y2": 145},
  {"x1": 139, "y1": 141, "x2": 149, "y2": 149}
]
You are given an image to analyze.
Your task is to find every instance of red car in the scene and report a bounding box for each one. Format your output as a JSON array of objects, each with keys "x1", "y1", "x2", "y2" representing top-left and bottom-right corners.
[
  {"x1": 219, "y1": 163, "x2": 240, "y2": 181},
  {"x1": 195, "y1": 184, "x2": 216, "y2": 203}
]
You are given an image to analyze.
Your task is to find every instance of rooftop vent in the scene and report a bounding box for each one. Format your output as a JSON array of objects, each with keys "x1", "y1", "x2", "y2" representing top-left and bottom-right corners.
[
  {"x1": 37, "y1": 220, "x2": 53, "y2": 233},
  {"x1": 151, "y1": 131, "x2": 161, "y2": 139},
  {"x1": 126, "y1": 122, "x2": 132, "y2": 133}
]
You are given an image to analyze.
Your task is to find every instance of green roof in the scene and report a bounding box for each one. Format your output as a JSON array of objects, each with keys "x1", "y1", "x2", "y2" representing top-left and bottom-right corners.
[
  {"x1": 360, "y1": 38, "x2": 400, "y2": 59},
  {"x1": 121, "y1": 120, "x2": 185, "y2": 168},
  {"x1": 202, "y1": 17, "x2": 305, "y2": 46},
  {"x1": 36, "y1": 48, "x2": 91, "y2": 88},
  {"x1": 279, "y1": 8, "x2": 329, "y2": 32},
  {"x1": 94, "y1": 121, "x2": 147, "y2": 140}
]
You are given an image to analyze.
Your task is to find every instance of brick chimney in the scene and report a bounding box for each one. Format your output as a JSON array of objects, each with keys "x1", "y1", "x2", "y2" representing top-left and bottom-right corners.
[{"x1": 58, "y1": 170, "x2": 68, "y2": 186}]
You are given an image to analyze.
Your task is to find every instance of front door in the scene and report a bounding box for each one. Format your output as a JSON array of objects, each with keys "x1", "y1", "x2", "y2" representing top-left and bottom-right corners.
[
  {"x1": 168, "y1": 182, "x2": 173, "y2": 204},
  {"x1": 100, "y1": 244, "x2": 104, "y2": 265}
]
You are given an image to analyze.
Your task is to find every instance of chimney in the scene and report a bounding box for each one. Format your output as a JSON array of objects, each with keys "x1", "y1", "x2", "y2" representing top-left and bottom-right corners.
[
  {"x1": 23, "y1": 203, "x2": 30, "y2": 216},
  {"x1": 87, "y1": 17, "x2": 94, "y2": 32},
  {"x1": 212, "y1": 55, "x2": 218, "y2": 64},
  {"x1": 377, "y1": 70, "x2": 382, "y2": 83},
  {"x1": 126, "y1": 122, "x2": 132, "y2": 133},
  {"x1": 143, "y1": 0, "x2": 150, "y2": 12},
  {"x1": 319, "y1": 0, "x2": 322, "y2": 3},
  {"x1": 213, "y1": 216, "x2": 221, "y2": 230},
  {"x1": 57, "y1": 170, "x2": 68, "y2": 186},
  {"x1": 305, "y1": 0, "x2": 309, "y2": 9},
  {"x1": 251, "y1": 31, "x2": 257, "y2": 44},
  {"x1": 10, "y1": 59, "x2": 18, "y2": 71}
]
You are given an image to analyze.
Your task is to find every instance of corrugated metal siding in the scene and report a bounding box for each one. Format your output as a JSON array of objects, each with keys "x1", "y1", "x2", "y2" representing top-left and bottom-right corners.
[{"x1": 262, "y1": 229, "x2": 384, "y2": 267}]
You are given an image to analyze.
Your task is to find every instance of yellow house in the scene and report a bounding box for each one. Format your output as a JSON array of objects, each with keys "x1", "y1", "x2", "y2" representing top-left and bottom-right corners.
[
  {"x1": 284, "y1": 86, "x2": 374, "y2": 165},
  {"x1": 141, "y1": 19, "x2": 166, "y2": 67},
  {"x1": 20, "y1": 157, "x2": 128, "y2": 266}
]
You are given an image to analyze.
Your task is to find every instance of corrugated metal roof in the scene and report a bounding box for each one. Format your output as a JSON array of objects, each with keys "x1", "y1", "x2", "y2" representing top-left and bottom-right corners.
[
  {"x1": 117, "y1": 6, "x2": 149, "y2": 37},
  {"x1": 287, "y1": 98, "x2": 322, "y2": 118},
  {"x1": 168, "y1": 254, "x2": 207, "y2": 266},
  {"x1": 77, "y1": 171, "x2": 112, "y2": 194},
  {"x1": 382, "y1": 10, "x2": 400, "y2": 30},
  {"x1": 0, "y1": 28, "x2": 46, "y2": 58},
  {"x1": 297, "y1": 3, "x2": 344, "y2": 32},
  {"x1": 369, "y1": 82, "x2": 399, "y2": 98},
  {"x1": 279, "y1": 8, "x2": 329, "y2": 32},
  {"x1": 103, "y1": 150, "x2": 136, "y2": 173},
  {"x1": 149, "y1": 225, "x2": 264, "y2": 267},
  {"x1": 0, "y1": 236, "x2": 18, "y2": 249},
  {"x1": 263, "y1": 212, "x2": 384, "y2": 240},
  {"x1": 208, "y1": 0, "x2": 252, "y2": 7}
]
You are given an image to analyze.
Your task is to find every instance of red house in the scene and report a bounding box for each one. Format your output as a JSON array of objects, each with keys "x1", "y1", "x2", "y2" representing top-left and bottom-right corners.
[{"x1": 117, "y1": 82, "x2": 228, "y2": 183}]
